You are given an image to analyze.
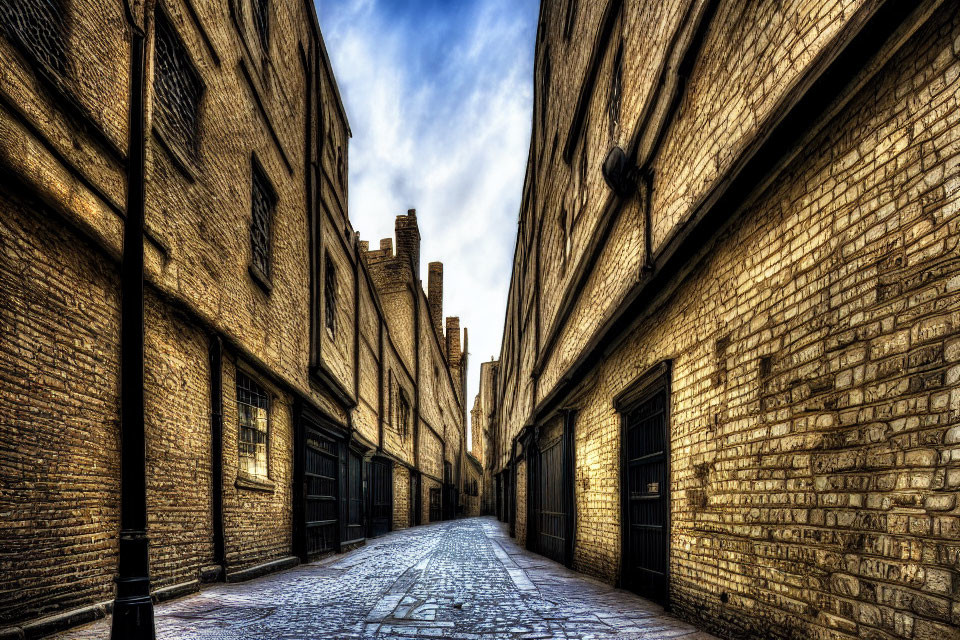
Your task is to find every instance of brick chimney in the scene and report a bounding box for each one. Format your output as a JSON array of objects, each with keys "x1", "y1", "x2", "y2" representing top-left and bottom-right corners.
[
  {"x1": 428, "y1": 262, "x2": 443, "y2": 344},
  {"x1": 395, "y1": 209, "x2": 420, "y2": 280},
  {"x1": 445, "y1": 316, "x2": 460, "y2": 367}
]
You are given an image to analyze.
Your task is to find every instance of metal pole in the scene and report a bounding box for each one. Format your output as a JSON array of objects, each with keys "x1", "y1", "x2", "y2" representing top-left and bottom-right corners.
[{"x1": 111, "y1": 21, "x2": 156, "y2": 640}]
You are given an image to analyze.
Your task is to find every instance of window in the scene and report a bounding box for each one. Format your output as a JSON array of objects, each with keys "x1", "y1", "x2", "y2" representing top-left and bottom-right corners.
[
  {"x1": 398, "y1": 388, "x2": 410, "y2": 440},
  {"x1": 237, "y1": 371, "x2": 269, "y2": 479},
  {"x1": 609, "y1": 43, "x2": 623, "y2": 139},
  {"x1": 324, "y1": 253, "x2": 337, "y2": 335},
  {"x1": 563, "y1": 0, "x2": 578, "y2": 40},
  {"x1": 540, "y1": 51, "x2": 551, "y2": 138},
  {"x1": 252, "y1": 0, "x2": 269, "y2": 52},
  {"x1": 336, "y1": 145, "x2": 345, "y2": 190},
  {"x1": 578, "y1": 123, "x2": 589, "y2": 212},
  {"x1": 0, "y1": 0, "x2": 67, "y2": 75},
  {"x1": 250, "y1": 161, "x2": 275, "y2": 281},
  {"x1": 154, "y1": 11, "x2": 203, "y2": 154}
]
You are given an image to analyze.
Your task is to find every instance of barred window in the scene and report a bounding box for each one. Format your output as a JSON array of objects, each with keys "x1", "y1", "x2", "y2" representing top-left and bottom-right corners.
[
  {"x1": 250, "y1": 163, "x2": 275, "y2": 279},
  {"x1": 0, "y1": 0, "x2": 67, "y2": 75},
  {"x1": 237, "y1": 371, "x2": 269, "y2": 479},
  {"x1": 324, "y1": 253, "x2": 337, "y2": 334},
  {"x1": 398, "y1": 389, "x2": 410, "y2": 440},
  {"x1": 252, "y1": 0, "x2": 269, "y2": 52},
  {"x1": 154, "y1": 12, "x2": 202, "y2": 154},
  {"x1": 609, "y1": 44, "x2": 623, "y2": 139}
]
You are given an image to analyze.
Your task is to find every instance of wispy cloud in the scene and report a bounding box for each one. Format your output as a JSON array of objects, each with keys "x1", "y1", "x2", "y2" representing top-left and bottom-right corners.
[{"x1": 316, "y1": 0, "x2": 536, "y2": 441}]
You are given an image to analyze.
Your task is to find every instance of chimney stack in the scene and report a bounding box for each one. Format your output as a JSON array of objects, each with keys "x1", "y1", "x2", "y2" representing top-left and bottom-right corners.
[
  {"x1": 445, "y1": 316, "x2": 461, "y2": 367},
  {"x1": 395, "y1": 209, "x2": 420, "y2": 280},
  {"x1": 428, "y1": 262, "x2": 443, "y2": 344}
]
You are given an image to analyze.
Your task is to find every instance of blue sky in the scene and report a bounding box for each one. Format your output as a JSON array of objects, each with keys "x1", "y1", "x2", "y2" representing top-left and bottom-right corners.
[{"x1": 316, "y1": 0, "x2": 538, "y2": 445}]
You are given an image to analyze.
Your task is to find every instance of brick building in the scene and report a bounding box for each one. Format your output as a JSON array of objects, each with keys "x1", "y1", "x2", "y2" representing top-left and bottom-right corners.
[
  {"x1": 472, "y1": 358, "x2": 500, "y2": 516},
  {"x1": 0, "y1": 0, "x2": 467, "y2": 636},
  {"x1": 491, "y1": 1, "x2": 960, "y2": 639}
]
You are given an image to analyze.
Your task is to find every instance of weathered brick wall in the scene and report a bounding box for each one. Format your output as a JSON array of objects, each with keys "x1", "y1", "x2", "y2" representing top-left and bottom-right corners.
[
  {"x1": 382, "y1": 344, "x2": 416, "y2": 465},
  {"x1": 0, "y1": 191, "x2": 121, "y2": 625},
  {"x1": 221, "y1": 358, "x2": 294, "y2": 574},
  {"x1": 495, "y1": 1, "x2": 960, "y2": 639},
  {"x1": 1, "y1": 0, "x2": 468, "y2": 633},
  {"x1": 419, "y1": 423, "x2": 444, "y2": 482},
  {"x1": 515, "y1": 459, "x2": 527, "y2": 547},
  {"x1": 144, "y1": 292, "x2": 215, "y2": 589},
  {"x1": 393, "y1": 464, "x2": 410, "y2": 530},
  {"x1": 572, "y1": 4, "x2": 960, "y2": 638}
]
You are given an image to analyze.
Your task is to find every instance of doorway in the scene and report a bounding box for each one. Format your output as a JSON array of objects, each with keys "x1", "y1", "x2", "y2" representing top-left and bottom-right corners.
[{"x1": 617, "y1": 363, "x2": 671, "y2": 605}]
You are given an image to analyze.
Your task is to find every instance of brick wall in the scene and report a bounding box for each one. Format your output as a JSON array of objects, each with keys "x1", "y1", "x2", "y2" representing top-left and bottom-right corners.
[
  {"x1": 515, "y1": 459, "x2": 527, "y2": 547},
  {"x1": 393, "y1": 464, "x2": 410, "y2": 530},
  {"x1": 493, "y1": 1, "x2": 960, "y2": 639},
  {"x1": 0, "y1": 190, "x2": 121, "y2": 625},
  {"x1": 144, "y1": 292, "x2": 215, "y2": 589}
]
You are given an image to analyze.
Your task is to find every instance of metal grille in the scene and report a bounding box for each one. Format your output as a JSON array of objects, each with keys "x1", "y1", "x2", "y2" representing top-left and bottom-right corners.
[
  {"x1": 397, "y1": 390, "x2": 410, "y2": 439},
  {"x1": 305, "y1": 432, "x2": 338, "y2": 555},
  {"x1": 537, "y1": 439, "x2": 566, "y2": 563},
  {"x1": 154, "y1": 13, "x2": 202, "y2": 153},
  {"x1": 324, "y1": 254, "x2": 337, "y2": 334},
  {"x1": 237, "y1": 372, "x2": 269, "y2": 479},
  {"x1": 0, "y1": 0, "x2": 67, "y2": 74},
  {"x1": 251, "y1": 165, "x2": 274, "y2": 277},
  {"x1": 429, "y1": 488, "x2": 441, "y2": 522},
  {"x1": 370, "y1": 460, "x2": 391, "y2": 538},
  {"x1": 252, "y1": 0, "x2": 269, "y2": 51},
  {"x1": 624, "y1": 385, "x2": 668, "y2": 603},
  {"x1": 609, "y1": 44, "x2": 623, "y2": 139}
]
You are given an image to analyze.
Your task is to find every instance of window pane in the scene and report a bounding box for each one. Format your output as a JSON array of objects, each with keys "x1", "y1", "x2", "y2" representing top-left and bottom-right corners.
[{"x1": 237, "y1": 372, "x2": 269, "y2": 478}]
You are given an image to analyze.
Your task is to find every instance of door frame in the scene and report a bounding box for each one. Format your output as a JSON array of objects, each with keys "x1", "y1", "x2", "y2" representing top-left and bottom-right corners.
[
  {"x1": 294, "y1": 402, "x2": 348, "y2": 561},
  {"x1": 614, "y1": 360, "x2": 672, "y2": 608},
  {"x1": 526, "y1": 411, "x2": 576, "y2": 567},
  {"x1": 367, "y1": 456, "x2": 393, "y2": 538}
]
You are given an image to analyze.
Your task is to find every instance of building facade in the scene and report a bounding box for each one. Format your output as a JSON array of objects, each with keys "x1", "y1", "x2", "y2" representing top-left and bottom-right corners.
[
  {"x1": 0, "y1": 0, "x2": 467, "y2": 636},
  {"x1": 491, "y1": 1, "x2": 960, "y2": 639}
]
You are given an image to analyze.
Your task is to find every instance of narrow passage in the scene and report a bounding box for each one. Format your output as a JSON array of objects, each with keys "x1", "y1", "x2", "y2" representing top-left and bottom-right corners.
[{"x1": 55, "y1": 517, "x2": 716, "y2": 639}]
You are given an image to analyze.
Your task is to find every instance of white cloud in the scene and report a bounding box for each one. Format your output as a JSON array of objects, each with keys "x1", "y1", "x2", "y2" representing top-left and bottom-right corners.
[{"x1": 317, "y1": 0, "x2": 535, "y2": 445}]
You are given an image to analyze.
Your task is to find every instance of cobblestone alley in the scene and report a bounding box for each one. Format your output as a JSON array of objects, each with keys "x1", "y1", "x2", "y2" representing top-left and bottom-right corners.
[{"x1": 53, "y1": 518, "x2": 714, "y2": 639}]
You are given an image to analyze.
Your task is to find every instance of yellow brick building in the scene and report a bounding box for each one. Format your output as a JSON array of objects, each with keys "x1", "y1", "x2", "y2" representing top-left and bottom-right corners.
[
  {"x1": 0, "y1": 0, "x2": 467, "y2": 636},
  {"x1": 490, "y1": 1, "x2": 960, "y2": 638}
]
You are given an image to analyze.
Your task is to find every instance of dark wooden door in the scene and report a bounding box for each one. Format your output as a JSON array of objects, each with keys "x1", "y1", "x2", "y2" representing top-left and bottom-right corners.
[
  {"x1": 622, "y1": 385, "x2": 669, "y2": 603},
  {"x1": 536, "y1": 439, "x2": 566, "y2": 564},
  {"x1": 429, "y1": 487, "x2": 441, "y2": 522},
  {"x1": 304, "y1": 431, "x2": 338, "y2": 556},
  {"x1": 344, "y1": 450, "x2": 364, "y2": 542},
  {"x1": 369, "y1": 459, "x2": 391, "y2": 538}
]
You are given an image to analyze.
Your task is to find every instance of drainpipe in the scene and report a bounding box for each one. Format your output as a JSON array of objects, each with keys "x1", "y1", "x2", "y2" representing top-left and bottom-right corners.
[
  {"x1": 111, "y1": 12, "x2": 156, "y2": 639},
  {"x1": 209, "y1": 335, "x2": 225, "y2": 574}
]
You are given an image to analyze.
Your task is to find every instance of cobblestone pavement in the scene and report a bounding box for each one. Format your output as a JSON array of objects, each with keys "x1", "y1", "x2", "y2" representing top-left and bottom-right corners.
[{"x1": 55, "y1": 517, "x2": 716, "y2": 639}]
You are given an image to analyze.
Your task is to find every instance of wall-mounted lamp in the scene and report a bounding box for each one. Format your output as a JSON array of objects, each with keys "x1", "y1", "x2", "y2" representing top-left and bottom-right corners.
[{"x1": 602, "y1": 146, "x2": 638, "y2": 197}]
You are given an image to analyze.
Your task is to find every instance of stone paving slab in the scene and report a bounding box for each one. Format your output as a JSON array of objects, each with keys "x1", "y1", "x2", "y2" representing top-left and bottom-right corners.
[{"x1": 52, "y1": 517, "x2": 716, "y2": 639}]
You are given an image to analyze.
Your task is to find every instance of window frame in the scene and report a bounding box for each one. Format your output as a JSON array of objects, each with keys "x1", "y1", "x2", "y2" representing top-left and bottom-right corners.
[
  {"x1": 236, "y1": 369, "x2": 271, "y2": 482},
  {"x1": 324, "y1": 252, "x2": 337, "y2": 336},
  {"x1": 248, "y1": 154, "x2": 277, "y2": 291},
  {"x1": 152, "y1": 7, "x2": 205, "y2": 160}
]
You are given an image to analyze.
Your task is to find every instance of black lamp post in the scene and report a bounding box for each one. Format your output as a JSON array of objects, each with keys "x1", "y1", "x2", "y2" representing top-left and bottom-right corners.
[{"x1": 111, "y1": 16, "x2": 156, "y2": 640}]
